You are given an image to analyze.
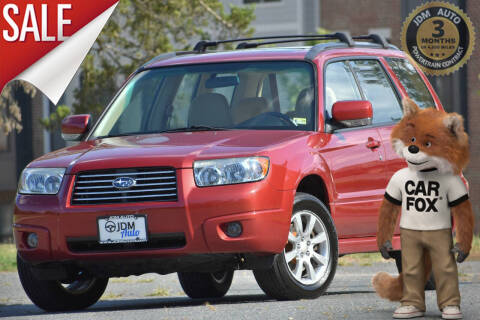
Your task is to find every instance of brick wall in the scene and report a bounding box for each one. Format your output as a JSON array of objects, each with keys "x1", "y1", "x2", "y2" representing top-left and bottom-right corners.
[
  {"x1": 320, "y1": 0, "x2": 402, "y2": 47},
  {"x1": 321, "y1": 0, "x2": 480, "y2": 232},
  {"x1": 465, "y1": 1, "x2": 480, "y2": 233}
]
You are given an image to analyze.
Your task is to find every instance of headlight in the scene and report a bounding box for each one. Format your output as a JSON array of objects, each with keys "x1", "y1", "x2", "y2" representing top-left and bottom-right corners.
[
  {"x1": 18, "y1": 168, "x2": 66, "y2": 194},
  {"x1": 194, "y1": 157, "x2": 269, "y2": 187}
]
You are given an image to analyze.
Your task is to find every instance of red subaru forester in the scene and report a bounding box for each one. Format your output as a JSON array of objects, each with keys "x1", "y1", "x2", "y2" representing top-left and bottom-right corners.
[{"x1": 14, "y1": 33, "x2": 443, "y2": 311}]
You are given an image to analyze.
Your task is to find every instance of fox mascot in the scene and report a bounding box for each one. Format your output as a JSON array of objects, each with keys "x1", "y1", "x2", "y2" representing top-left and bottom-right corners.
[{"x1": 372, "y1": 98, "x2": 474, "y2": 319}]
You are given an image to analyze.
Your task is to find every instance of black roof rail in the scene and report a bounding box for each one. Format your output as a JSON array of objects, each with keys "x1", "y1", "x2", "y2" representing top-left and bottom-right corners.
[
  {"x1": 352, "y1": 34, "x2": 389, "y2": 48},
  {"x1": 139, "y1": 33, "x2": 397, "y2": 70},
  {"x1": 305, "y1": 33, "x2": 397, "y2": 61},
  {"x1": 137, "y1": 51, "x2": 195, "y2": 71},
  {"x1": 193, "y1": 33, "x2": 354, "y2": 52}
]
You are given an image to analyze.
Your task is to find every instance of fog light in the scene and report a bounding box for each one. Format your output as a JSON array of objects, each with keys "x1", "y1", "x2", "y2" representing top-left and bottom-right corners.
[
  {"x1": 226, "y1": 222, "x2": 243, "y2": 238},
  {"x1": 26, "y1": 233, "x2": 38, "y2": 248}
]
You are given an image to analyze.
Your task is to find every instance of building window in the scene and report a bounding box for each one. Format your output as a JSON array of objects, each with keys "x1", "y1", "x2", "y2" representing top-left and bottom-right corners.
[
  {"x1": 0, "y1": 132, "x2": 8, "y2": 152},
  {"x1": 244, "y1": 0, "x2": 281, "y2": 4}
]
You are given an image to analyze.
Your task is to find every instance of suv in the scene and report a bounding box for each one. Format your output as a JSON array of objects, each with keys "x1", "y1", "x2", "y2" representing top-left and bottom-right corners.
[{"x1": 14, "y1": 33, "x2": 442, "y2": 311}]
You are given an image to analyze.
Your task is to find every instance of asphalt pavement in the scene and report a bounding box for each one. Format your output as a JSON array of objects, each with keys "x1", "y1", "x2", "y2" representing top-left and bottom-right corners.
[{"x1": 1, "y1": 260, "x2": 479, "y2": 320}]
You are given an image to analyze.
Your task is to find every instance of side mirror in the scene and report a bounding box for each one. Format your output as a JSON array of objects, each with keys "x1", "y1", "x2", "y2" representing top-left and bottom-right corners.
[
  {"x1": 61, "y1": 114, "x2": 91, "y2": 141},
  {"x1": 332, "y1": 100, "x2": 372, "y2": 128}
]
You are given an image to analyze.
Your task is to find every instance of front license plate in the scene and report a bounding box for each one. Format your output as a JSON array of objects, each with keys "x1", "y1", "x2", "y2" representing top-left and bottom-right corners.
[{"x1": 97, "y1": 215, "x2": 147, "y2": 244}]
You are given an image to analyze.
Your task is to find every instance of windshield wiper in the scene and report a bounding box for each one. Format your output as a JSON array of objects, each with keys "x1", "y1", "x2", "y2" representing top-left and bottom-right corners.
[
  {"x1": 95, "y1": 132, "x2": 143, "y2": 139},
  {"x1": 161, "y1": 125, "x2": 230, "y2": 133},
  {"x1": 94, "y1": 126, "x2": 229, "y2": 139}
]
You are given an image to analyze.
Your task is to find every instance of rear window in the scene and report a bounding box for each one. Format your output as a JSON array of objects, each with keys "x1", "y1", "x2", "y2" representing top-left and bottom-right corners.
[{"x1": 386, "y1": 58, "x2": 436, "y2": 109}]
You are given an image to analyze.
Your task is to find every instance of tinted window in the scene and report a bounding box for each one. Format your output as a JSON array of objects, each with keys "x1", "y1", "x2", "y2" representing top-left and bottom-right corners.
[
  {"x1": 350, "y1": 60, "x2": 402, "y2": 124},
  {"x1": 324, "y1": 61, "x2": 362, "y2": 119},
  {"x1": 169, "y1": 73, "x2": 200, "y2": 128},
  {"x1": 277, "y1": 70, "x2": 312, "y2": 114},
  {"x1": 386, "y1": 58, "x2": 435, "y2": 109}
]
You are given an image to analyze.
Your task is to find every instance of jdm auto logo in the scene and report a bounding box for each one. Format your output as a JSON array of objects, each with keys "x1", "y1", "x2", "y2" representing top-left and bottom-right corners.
[
  {"x1": 104, "y1": 220, "x2": 116, "y2": 233},
  {"x1": 401, "y1": 1, "x2": 475, "y2": 76},
  {"x1": 112, "y1": 177, "x2": 136, "y2": 189}
]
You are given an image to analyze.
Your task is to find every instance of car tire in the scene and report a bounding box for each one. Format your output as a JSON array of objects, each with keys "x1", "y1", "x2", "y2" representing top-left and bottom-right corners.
[
  {"x1": 17, "y1": 254, "x2": 109, "y2": 311},
  {"x1": 391, "y1": 250, "x2": 435, "y2": 290},
  {"x1": 253, "y1": 192, "x2": 338, "y2": 300},
  {"x1": 178, "y1": 270, "x2": 234, "y2": 299}
]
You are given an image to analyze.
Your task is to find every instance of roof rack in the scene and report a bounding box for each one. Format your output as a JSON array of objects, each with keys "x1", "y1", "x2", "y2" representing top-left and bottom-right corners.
[
  {"x1": 193, "y1": 33, "x2": 354, "y2": 52},
  {"x1": 140, "y1": 33, "x2": 395, "y2": 70},
  {"x1": 352, "y1": 34, "x2": 389, "y2": 48},
  {"x1": 305, "y1": 33, "x2": 396, "y2": 60}
]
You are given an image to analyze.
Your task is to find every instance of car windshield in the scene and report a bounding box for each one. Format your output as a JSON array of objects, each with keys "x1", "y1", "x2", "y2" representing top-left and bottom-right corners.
[{"x1": 91, "y1": 61, "x2": 316, "y2": 139}]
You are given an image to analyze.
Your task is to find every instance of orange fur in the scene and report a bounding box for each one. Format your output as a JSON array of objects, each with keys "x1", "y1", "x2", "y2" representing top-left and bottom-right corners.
[
  {"x1": 452, "y1": 200, "x2": 475, "y2": 254},
  {"x1": 372, "y1": 272, "x2": 403, "y2": 301},
  {"x1": 377, "y1": 198, "x2": 400, "y2": 248},
  {"x1": 391, "y1": 98, "x2": 469, "y2": 175}
]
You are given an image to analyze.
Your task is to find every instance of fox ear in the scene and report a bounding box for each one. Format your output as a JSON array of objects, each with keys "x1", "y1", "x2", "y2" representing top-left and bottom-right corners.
[
  {"x1": 402, "y1": 98, "x2": 420, "y2": 117},
  {"x1": 443, "y1": 113, "x2": 466, "y2": 139}
]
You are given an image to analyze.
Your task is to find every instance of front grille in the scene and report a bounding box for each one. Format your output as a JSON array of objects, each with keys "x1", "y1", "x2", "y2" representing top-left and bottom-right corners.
[
  {"x1": 71, "y1": 167, "x2": 178, "y2": 205},
  {"x1": 67, "y1": 233, "x2": 186, "y2": 253}
]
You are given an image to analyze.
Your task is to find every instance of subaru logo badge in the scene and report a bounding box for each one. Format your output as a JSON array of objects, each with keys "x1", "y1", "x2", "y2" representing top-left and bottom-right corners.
[{"x1": 112, "y1": 177, "x2": 136, "y2": 189}]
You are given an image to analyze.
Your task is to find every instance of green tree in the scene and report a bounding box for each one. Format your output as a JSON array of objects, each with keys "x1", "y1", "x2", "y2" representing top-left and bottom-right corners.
[
  {"x1": 43, "y1": 0, "x2": 255, "y2": 128},
  {"x1": 0, "y1": 82, "x2": 36, "y2": 134}
]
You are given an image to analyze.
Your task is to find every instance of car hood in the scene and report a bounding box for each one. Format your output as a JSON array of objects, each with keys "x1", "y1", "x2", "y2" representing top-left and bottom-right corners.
[{"x1": 30, "y1": 130, "x2": 311, "y2": 174}]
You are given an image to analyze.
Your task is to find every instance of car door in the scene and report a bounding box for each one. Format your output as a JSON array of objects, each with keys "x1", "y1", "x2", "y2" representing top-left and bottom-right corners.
[{"x1": 321, "y1": 60, "x2": 388, "y2": 238}]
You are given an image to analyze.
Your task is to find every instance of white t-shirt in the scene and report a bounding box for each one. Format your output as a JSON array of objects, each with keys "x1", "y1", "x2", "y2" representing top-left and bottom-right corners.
[{"x1": 385, "y1": 167, "x2": 468, "y2": 231}]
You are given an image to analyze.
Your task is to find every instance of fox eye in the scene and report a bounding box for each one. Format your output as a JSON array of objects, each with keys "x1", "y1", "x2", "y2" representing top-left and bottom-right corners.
[
  {"x1": 425, "y1": 141, "x2": 432, "y2": 148},
  {"x1": 411, "y1": 137, "x2": 416, "y2": 142}
]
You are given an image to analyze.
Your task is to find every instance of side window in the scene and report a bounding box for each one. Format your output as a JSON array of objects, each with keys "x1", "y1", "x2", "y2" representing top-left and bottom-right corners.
[
  {"x1": 386, "y1": 58, "x2": 436, "y2": 109},
  {"x1": 350, "y1": 60, "x2": 402, "y2": 124},
  {"x1": 324, "y1": 61, "x2": 362, "y2": 119}
]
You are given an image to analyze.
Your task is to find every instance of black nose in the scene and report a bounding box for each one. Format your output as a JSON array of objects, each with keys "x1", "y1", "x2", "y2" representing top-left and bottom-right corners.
[{"x1": 408, "y1": 145, "x2": 419, "y2": 154}]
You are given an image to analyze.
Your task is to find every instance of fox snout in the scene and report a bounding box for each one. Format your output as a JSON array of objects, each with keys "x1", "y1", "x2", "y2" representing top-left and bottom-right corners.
[{"x1": 408, "y1": 145, "x2": 419, "y2": 154}]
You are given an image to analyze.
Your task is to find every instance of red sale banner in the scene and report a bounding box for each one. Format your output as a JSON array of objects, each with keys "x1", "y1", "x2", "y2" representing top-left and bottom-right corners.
[{"x1": 0, "y1": 0, "x2": 119, "y2": 104}]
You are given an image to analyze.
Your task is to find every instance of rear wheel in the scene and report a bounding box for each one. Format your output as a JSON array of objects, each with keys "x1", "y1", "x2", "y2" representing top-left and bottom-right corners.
[
  {"x1": 253, "y1": 192, "x2": 338, "y2": 300},
  {"x1": 17, "y1": 255, "x2": 108, "y2": 311},
  {"x1": 178, "y1": 270, "x2": 234, "y2": 299}
]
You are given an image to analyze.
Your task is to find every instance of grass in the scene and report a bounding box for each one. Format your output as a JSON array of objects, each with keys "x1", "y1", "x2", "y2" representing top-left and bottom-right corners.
[
  {"x1": 339, "y1": 252, "x2": 384, "y2": 266},
  {"x1": 100, "y1": 292, "x2": 123, "y2": 300},
  {"x1": 111, "y1": 276, "x2": 154, "y2": 284},
  {"x1": 0, "y1": 244, "x2": 17, "y2": 272},
  {"x1": 145, "y1": 287, "x2": 170, "y2": 297}
]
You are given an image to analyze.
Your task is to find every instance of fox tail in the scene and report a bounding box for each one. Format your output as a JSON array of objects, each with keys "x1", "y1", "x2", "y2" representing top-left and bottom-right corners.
[{"x1": 371, "y1": 272, "x2": 403, "y2": 301}]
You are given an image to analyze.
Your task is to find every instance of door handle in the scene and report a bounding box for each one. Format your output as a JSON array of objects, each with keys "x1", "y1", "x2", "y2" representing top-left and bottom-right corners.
[{"x1": 366, "y1": 137, "x2": 381, "y2": 149}]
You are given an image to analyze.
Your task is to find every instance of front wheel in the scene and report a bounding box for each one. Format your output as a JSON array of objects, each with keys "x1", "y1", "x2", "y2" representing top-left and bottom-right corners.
[
  {"x1": 253, "y1": 192, "x2": 338, "y2": 300},
  {"x1": 178, "y1": 270, "x2": 234, "y2": 299},
  {"x1": 17, "y1": 255, "x2": 108, "y2": 311}
]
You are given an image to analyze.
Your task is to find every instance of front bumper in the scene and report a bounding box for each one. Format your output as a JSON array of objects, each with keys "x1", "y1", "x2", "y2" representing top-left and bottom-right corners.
[{"x1": 14, "y1": 168, "x2": 295, "y2": 264}]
